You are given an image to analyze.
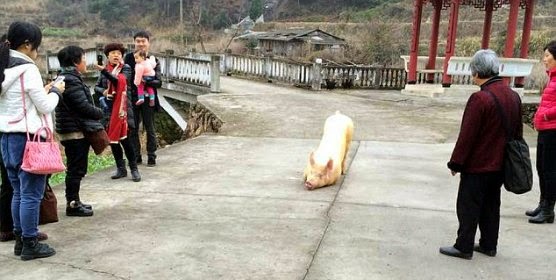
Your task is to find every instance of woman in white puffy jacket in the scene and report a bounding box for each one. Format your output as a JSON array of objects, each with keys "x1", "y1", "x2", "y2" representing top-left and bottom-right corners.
[{"x1": 0, "y1": 21, "x2": 64, "y2": 261}]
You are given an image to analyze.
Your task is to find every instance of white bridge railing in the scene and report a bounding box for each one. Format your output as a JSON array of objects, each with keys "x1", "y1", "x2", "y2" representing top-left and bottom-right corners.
[
  {"x1": 46, "y1": 50, "x2": 538, "y2": 92},
  {"x1": 45, "y1": 48, "x2": 221, "y2": 92},
  {"x1": 222, "y1": 54, "x2": 407, "y2": 89}
]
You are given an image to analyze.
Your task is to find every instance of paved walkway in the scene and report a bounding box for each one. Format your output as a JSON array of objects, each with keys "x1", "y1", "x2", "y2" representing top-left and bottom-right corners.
[{"x1": 1, "y1": 77, "x2": 553, "y2": 280}]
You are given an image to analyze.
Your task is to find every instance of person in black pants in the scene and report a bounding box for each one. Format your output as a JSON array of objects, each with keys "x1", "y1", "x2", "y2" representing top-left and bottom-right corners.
[
  {"x1": 440, "y1": 49, "x2": 523, "y2": 260},
  {"x1": 123, "y1": 30, "x2": 162, "y2": 167},
  {"x1": 94, "y1": 43, "x2": 141, "y2": 182},
  {"x1": 0, "y1": 144, "x2": 15, "y2": 241},
  {"x1": 527, "y1": 40, "x2": 556, "y2": 224},
  {"x1": 1, "y1": 149, "x2": 49, "y2": 241},
  {"x1": 55, "y1": 46, "x2": 105, "y2": 217}
]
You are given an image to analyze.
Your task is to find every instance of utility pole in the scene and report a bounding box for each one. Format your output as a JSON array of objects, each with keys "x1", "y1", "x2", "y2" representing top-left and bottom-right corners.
[{"x1": 180, "y1": 0, "x2": 184, "y2": 47}]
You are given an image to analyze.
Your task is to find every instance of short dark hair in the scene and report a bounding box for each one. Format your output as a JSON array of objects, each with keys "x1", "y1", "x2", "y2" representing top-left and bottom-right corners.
[
  {"x1": 103, "y1": 43, "x2": 126, "y2": 56},
  {"x1": 544, "y1": 40, "x2": 556, "y2": 59},
  {"x1": 133, "y1": 30, "x2": 150, "y2": 41},
  {"x1": 57, "y1": 45, "x2": 84, "y2": 67}
]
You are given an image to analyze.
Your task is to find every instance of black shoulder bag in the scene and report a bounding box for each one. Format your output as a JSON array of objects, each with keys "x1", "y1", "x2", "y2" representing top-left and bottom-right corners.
[{"x1": 487, "y1": 91, "x2": 533, "y2": 194}]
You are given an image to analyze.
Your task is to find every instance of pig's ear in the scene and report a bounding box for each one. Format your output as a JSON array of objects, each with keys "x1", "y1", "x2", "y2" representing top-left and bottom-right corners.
[
  {"x1": 326, "y1": 158, "x2": 334, "y2": 171},
  {"x1": 309, "y1": 151, "x2": 315, "y2": 165}
]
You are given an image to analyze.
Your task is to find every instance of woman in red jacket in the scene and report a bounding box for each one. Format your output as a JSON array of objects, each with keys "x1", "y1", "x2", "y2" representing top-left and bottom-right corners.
[{"x1": 527, "y1": 41, "x2": 556, "y2": 224}]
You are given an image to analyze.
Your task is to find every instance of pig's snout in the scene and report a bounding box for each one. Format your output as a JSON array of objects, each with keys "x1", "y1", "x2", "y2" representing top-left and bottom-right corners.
[{"x1": 305, "y1": 181, "x2": 315, "y2": 190}]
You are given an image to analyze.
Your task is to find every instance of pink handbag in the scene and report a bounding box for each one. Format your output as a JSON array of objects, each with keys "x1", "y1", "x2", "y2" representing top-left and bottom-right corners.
[
  {"x1": 17, "y1": 74, "x2": 65, "y2": 175},
  {"x1": 21, "y1": 125, "x2": 66, "y2": 174}
]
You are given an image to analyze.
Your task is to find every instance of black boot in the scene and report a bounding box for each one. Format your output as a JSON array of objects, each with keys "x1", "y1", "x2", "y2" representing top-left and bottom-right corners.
[
  {"x1": 111, "y1": 159, "x2": 127, "y2": 179},
  {"x1": 526, "y1": 198, "x2": 545, "y2": 217},
  {"x1": 529, "y1": 200, "x2": 555, "y2": 224},
  {"x1": 80, "y1": 202, "x2": 93, "y2": 210},
  {"x1": 20, "y1": 237, "x2": 56, "y2": 261},
  {"x1": 129, "y1": 159, "x2": 141, "y2": 182},
  {"x1": 14, "y1": 232, "x2": 22, "y2": 256},
  {"x1": 66, "y1": 200, "x2": 94, "y2": 217},
  {"x1": 130, "y1": 168, "x2": 141, "y2": 182}
]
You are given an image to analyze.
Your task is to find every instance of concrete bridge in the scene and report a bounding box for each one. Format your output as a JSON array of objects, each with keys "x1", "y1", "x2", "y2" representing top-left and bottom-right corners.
[{"x1": 1, "y1": 71, "x2": 552, "y2": 279}]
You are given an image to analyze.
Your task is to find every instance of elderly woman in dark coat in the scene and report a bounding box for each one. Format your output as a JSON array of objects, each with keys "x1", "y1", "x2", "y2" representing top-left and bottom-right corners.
[
  {"x1": 440, "y1": 49, "x2": 523, "y2": 260},
  {"x1": 94, "y1": 43, "x2": 141, "y2": 182},
  {"x1": 55, "y1": 46, "x2": 104, "y2": 217}
]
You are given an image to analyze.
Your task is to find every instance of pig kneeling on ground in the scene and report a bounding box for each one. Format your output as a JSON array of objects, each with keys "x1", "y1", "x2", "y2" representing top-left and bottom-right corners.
[{"x1": 303, "y1": 111, "x2": 354, "y2": 190}]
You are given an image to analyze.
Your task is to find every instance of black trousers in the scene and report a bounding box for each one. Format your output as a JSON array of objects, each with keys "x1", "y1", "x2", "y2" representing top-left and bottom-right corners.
[
  {"x1": 131, "y1": 103, "x2": 157, "y2": 161},
  {"x1": 537, "y1": 130, "x2": 556, "y2": 201},
  {"x1": 0, "y1": 146, "x2": 13, "y2": 233},
  {"x1": 111, "y1": 138, "x2": 137, "y2": 169},
  {"x1": 454, "y1": 171, "x2": 503, "y2": 253},
  {"x1": 61, "y1": 138, "x2": 90, "y2": 203}
]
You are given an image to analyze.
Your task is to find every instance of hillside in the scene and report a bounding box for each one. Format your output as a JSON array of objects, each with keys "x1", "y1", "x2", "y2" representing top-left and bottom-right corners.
[{"x1": 2, "y1": 0, "x2": 556, "y2": 66}]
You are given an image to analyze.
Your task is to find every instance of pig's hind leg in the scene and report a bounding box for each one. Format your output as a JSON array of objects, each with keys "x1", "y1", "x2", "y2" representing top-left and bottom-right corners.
[{"x1": 341, "y1": 123, "x2": 354, "y2": 174}]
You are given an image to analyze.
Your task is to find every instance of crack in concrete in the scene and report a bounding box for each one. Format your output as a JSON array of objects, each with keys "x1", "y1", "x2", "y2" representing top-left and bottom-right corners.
[
  {"x1": 48, "y1": 262, "x2": 129, "y2": 280},
  {"x1": 0, "y1": 256, "x2": 128, "y2": 279},
  {"x1": 302, "y1": 141, "x2": 361, "y2": 280}
]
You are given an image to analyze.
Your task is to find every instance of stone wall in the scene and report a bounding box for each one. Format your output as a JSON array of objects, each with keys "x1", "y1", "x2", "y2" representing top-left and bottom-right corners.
[{"x1": 183, "y1": 103, "x2": 223, "y2": 140}]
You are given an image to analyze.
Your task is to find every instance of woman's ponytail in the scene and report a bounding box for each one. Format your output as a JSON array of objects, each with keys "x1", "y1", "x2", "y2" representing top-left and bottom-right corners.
[{"x1": 0, "y1": 34, "x2": 10, "y2": 92}]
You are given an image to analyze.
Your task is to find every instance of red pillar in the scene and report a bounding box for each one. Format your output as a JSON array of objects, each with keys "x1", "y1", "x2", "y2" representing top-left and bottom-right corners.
[
  {"x1": 503, "y1": 0, "x2": 521, "y2": 86},
  {"x1": 482, "y1": 0, "x2": 494, "y2": 49},
  {"x1": 515, "y1": 0, "x2": 535, "y2": 88},
  {"x1": 408, "y1": 0, "x2": 424, "y2": 84},
  {"x1": 442, "y1": 0, "x2": 460, "y2": 87},
  {"x1": 426, "y1": 0, "x2": 442, "y2": 83}
]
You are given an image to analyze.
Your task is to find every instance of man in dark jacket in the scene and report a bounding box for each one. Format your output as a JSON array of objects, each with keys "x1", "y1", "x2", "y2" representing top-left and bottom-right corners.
[
  {"x1": 440, "y1": 49, "x2": 523, "y2": 260},
  {"x1": 124, "y1": 30, "x2": 162, "y2": 167}
]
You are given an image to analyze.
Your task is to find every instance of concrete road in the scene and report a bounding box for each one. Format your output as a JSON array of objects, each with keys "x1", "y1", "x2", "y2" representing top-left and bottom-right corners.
[{"x1": 0, "y1": 77, "x2": 553, "y2": 280}]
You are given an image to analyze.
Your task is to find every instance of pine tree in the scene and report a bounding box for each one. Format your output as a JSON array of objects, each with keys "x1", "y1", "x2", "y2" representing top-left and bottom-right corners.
[{"x1": 249, "y1": 0, "x2": 263, "y2": 20}]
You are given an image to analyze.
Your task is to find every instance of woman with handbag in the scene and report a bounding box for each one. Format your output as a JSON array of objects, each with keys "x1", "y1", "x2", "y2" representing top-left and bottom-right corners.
[
  {"x1": 55, "y1": 46, "x2": 105, "y2": 217},
  {"x1": 94, "y1": 43, "x2": 141, "y2": 182},
  {"x1": 440, "y1": 49, "x2": 523, "y2": 260},
  {"x1": 0, "y1": 21, "x2": 64, "y2": 261},
  {"x1": 527, "y1": 40, "x2": 556, "y2": 224}
]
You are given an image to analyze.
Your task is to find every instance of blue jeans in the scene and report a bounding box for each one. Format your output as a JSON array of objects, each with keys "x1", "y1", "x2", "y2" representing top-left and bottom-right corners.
[{"x1": 0, "y1": 133, "x2": 46, "y2": 238}]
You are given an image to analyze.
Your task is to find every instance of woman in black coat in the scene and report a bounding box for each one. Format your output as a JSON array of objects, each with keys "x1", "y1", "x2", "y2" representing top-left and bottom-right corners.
[{"x1": 55, "y1": 46, "x2": 104, "y2": 217}]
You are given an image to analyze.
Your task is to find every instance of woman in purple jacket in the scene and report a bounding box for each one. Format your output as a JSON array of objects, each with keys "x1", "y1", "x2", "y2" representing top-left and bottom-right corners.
[{"x1": 527, "y1": 40, "x2": 556, "y2": 224}]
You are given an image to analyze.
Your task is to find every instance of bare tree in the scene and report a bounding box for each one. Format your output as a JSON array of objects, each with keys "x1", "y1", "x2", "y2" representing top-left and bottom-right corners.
[{"x1": 189, "y1": 1, "x2": 207, "y2": 53}]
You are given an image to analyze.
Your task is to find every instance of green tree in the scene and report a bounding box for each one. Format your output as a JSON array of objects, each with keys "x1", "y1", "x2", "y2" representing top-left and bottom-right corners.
[
  {"x1": 213, "y1": 11, "x2": 230, "y2": 30},
  {"x1": 249, "y1": 0, "x2": 263, "y2": 20},
  {"x1": 88, "y1": 0, "x2": 130, "y2": 23}
]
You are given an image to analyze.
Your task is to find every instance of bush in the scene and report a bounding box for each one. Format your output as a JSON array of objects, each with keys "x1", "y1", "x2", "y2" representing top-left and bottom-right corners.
[{"x1": 42, "y1": 27, "x2": 86, "y2": 38}]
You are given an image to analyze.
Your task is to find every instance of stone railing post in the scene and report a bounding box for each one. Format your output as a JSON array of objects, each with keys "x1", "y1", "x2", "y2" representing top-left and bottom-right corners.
[
  {"x1": 373, "y1": 65, "x2": 383, "y2": 88},
  {"x1": 164, "y1": 49, "x2": 174, "y2": 82},
  {"x1": 223, "y1": 49, "x2": 231, "y2": 75},
  {"x1": 312, "y1": 58, "x2": 323, "y2": 91},
  {"x1": 211, "y1": 55, "x2": 221, "y2": 93},
  {"x1": 264, "y1": 55, "x2": 273, "y2": 82},
  {"x1": 127, "y1": 44, "x2": 135, "y2": 55},
  {"x1": 45, "y1": 50, "x2": 52, "y2": 78},
  {"x1": 95, "y1": 43, "x2": 104, "y2": 66}
]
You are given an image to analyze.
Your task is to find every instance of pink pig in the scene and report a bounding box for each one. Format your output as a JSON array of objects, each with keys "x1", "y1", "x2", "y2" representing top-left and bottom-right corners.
[{"x1": 303, "y1": 111, "x2": 354, "y2": 190}]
